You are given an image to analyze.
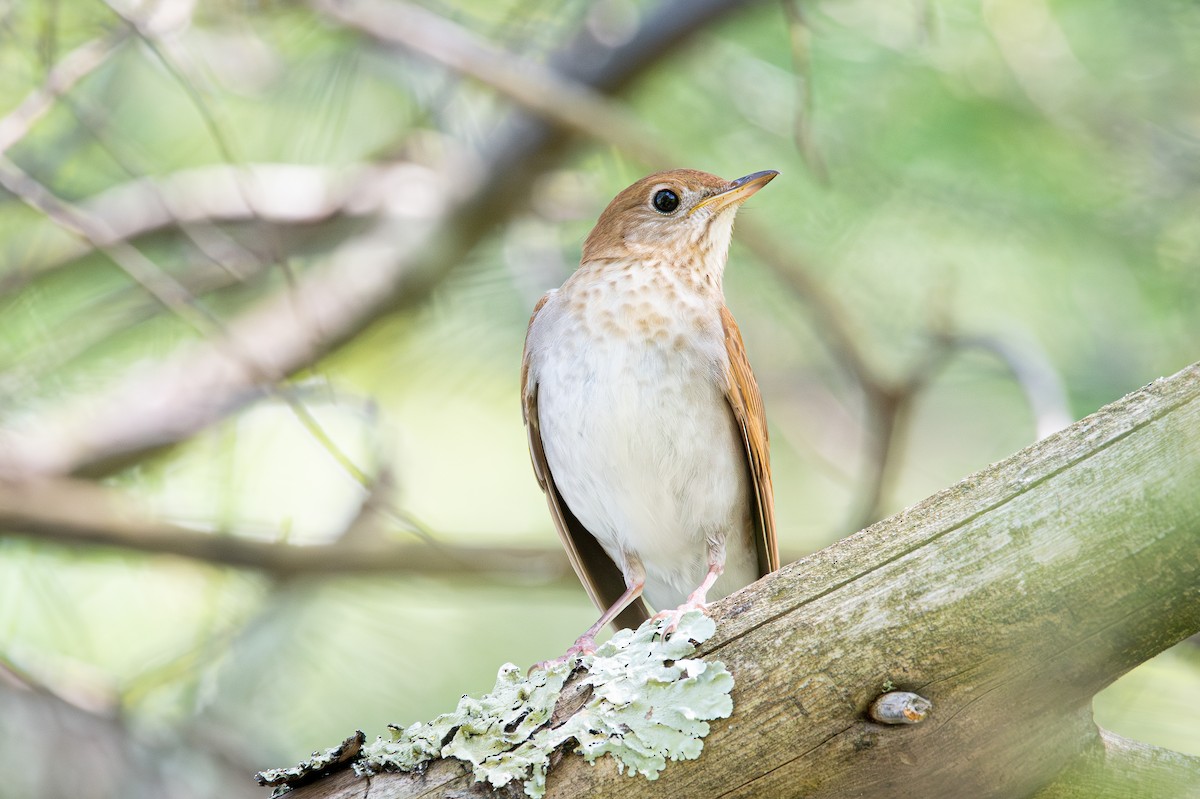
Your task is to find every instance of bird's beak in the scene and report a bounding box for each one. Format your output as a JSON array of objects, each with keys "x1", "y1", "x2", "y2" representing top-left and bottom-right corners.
[{"x1": 690, "y1": 170, "x2": 779, "y2": 215}]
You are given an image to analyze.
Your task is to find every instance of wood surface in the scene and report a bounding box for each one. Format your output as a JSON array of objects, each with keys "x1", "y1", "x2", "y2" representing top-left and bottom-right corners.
[{"x1": 284, "y1": 362, "x2": 1200, "y2": 798}]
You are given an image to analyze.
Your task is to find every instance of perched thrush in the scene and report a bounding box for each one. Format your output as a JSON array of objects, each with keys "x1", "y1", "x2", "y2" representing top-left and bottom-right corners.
[{"x1": 521, "y1": 169, "x2": 780, "y2": 659}]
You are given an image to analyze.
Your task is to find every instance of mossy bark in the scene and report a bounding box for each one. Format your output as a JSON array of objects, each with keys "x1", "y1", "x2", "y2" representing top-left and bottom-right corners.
[{"x1": 284, "y1": 362, "x2": 1200, "y2": 798}]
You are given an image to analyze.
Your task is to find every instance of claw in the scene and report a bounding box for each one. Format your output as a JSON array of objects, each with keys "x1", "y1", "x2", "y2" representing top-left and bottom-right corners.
[
  {"x1": 651, "y1": 560, "x2": 724, "y2": 636},
  {"x1": 528, "y1": 635, "x2": 596, "y2": 674},
  {"x1": 652, "y1": 599, "x2": 711, "y2": 635}
]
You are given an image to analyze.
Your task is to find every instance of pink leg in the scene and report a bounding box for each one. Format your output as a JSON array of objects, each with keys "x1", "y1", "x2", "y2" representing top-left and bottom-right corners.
[
  {"x1": 686, "y1": 560, "x2": 723, "y2": 606},
  {"x1": 568, "y1": 580, "x2": 645, "y2": 653},
  {"x1": 531, "y1": 558, "x2": 645, "y2": 672},
  {"x1": 654, "y1": 542, "x2": 726, "y2": 634}
]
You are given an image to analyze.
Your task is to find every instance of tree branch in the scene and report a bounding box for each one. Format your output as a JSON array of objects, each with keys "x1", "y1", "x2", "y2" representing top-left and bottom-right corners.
[
  {"x1": 0, "y1": 0, "x2": 772, "y2": 479},
  {"x1": 0, "y1": 155, "x2": 220, "y2": 336},
  {"x1": 0, "y1": 162, "x2": 437, "y2": 293},
  {"x1": 1033, "y1": 729, "x2": 1200, "y2": 799},
  {"x1": 0, "y1": 476, "x2": 574, "y2": 581},
  {"x1": 0, "y1": 31, "x2": 128, "y2": 157},
  {"x1": 276, "y1": 360, "x2": 1200, "y2": 798},
  {"x1": 0, "y1": 664, "x2": 260, "y2": 799},
  {"x1": 313, "y1": 0, "x2": 665, "y2": 165}
]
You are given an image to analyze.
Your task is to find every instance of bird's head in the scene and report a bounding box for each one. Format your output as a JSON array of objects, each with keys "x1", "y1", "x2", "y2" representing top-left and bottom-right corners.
[{"x1": 580, "y1": 168, "x2": 778, "y2": 276}]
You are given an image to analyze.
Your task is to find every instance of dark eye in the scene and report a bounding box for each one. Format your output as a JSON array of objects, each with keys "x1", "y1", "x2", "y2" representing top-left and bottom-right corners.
[{"x1": 652, "y1": 189, "x2": 680, "y2": 214}]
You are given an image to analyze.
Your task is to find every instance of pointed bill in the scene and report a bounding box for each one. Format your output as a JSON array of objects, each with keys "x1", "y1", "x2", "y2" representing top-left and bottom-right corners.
[{"x1": 689, "y1": 170, "x2": 779, "y2": 215}]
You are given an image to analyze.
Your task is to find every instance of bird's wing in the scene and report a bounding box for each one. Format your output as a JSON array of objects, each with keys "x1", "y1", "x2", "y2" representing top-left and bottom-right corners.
[
  {"x1": 521, "y1": 293, "x2": 650, "y2": 630},
  {"x1": 720, "y1": 305, "x2": 780, "y2": 576}
]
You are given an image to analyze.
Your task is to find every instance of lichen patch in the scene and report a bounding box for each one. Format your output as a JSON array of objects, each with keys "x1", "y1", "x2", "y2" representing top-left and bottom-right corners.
[{"x1": 352, "y1": 612, "x2": 734, "y2": 798}]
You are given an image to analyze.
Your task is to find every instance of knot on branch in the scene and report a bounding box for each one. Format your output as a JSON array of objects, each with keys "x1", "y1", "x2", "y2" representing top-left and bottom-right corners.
[{"x1": 869, "y1": 691, "x2": 932, "y2": 725}]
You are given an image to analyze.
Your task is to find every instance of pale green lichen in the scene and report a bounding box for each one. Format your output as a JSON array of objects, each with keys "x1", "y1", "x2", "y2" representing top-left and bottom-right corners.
[
  {"x1": 356, "y1": 611, "x2": 733, "y2": 798},
  {"x1": 255, "y1": 731, "x2": 365, "y2": 795}
]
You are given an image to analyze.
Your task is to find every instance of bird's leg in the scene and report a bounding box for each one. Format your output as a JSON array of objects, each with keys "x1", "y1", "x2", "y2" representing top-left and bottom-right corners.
[
  {"x1": 654, "y1": 537, "x2": 725, "y2": 634},
  {"x1": 531, "y1": 556, "x2": 645, "y2": 672},
  {"x1": 567, "y1": 580, "x2": 644, "y2": 656},
  {"x1": 683, "y1": 560, "x2": 724, "y2": 608}
]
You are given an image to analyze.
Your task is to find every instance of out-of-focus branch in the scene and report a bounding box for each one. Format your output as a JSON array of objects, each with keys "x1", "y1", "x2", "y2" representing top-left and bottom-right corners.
[
  {"x1": 0, "y1": 477, "x2": 574, "y2": 581},
  {"x1": 0, "y1": 156, "x2": 219, "y2": 336},
  {"x1": 946, "y1": 331, "x2": 1073, "y2": 439},
  {"x1": 0, "y1": 176, "x2": 458, "y2": 477},
  {"x1": 781, "y1": 0, "x2": 829, "y2": 184},
  {"x1": 831, "y1": 325, "x2": 1073, "y2": 531},
  {"x1": 0, "y1": 31, "x2": 128, "y2": 156},
  {"x1": 315, "y1": 0, "x2": 665, "y2": 166},
  {"x1": 0, "y1": 162, "x2": 439, "y2": 297},
  {"x1": 0, "y1": 662, "x2": 260, "y2": 799},
  {"x1": 0, "y1": 475, "x2": 806, "y2": 574},
  {"x1": 0, "y1": 0, "x2": 1060, "y2": 548},
  {"x1": 0, "y1": 0, "x2": 773, "y2": 478},
  {"x1": 1034, "y1": 730, "x2": 1200, "y2": 799}
]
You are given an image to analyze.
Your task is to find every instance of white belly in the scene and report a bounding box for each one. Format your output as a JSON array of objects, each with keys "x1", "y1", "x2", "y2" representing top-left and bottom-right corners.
[{"x1": 530, "y1": 290, "x2": 757, "y2": 610}]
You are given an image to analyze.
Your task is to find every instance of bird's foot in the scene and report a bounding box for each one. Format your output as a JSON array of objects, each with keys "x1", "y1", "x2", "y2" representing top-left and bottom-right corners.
[
  {"x1": 529, "y1": 634, "x2": 597, "y2": 674},
  {"x1": 652, "y1": 598, "x2": 711, "y2": 636}
]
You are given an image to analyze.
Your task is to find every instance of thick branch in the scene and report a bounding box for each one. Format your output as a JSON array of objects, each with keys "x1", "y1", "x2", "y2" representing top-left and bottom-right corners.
[
  {"x1": 280, "y1": 360, "x2": 1200, "y2": 798},
  {"x1": 1033, "y1": 729, "x2": 1200, "y2": 799}
]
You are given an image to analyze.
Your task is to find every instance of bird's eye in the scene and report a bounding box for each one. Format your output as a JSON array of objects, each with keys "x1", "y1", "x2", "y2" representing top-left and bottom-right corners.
[{"x1": 652, "y1": 189, "x2": 680, "y2": 214}]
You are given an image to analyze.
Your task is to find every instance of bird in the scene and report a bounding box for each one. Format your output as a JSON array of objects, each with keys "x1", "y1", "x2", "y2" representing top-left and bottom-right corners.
[{"x1": 520, "y1": 168, "x2": 779, "y2": 662}]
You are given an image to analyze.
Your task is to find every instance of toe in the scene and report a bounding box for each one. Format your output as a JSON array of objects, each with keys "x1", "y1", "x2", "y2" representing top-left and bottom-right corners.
[{"x1": 529, "y1": 639, "x2": 595, "y2": 674}]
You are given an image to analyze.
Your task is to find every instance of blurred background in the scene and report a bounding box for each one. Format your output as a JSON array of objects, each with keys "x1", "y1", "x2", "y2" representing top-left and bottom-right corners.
[{"x1": 0, "y1": 0, "x2": 1197, "y2": 795}]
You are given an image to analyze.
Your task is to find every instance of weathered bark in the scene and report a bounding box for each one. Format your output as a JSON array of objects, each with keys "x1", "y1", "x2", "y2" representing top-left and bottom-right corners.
[
  {"x1": 280, "y1": 361, "x2": 1200, "y2": 798},
  {"x1": 1033, "y1": 730, "x2": 1200, "y2": 798}
]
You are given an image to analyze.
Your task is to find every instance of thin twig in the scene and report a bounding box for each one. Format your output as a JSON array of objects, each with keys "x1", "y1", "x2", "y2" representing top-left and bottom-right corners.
[
  {"x1": 0, "y1": 30, "x2": 128, "y2": 156},
  {"x1": 0, "y1": 155, "x2": 222, "y2": 337},
  {"x1": 101, "y1": 0, "x2": 292, "y2": 276},
  {"x1": 781, "y1": 0, "x2": 829, "y2": 184},
  {"x1": 60, "y1": 91, "x2": 269, "y2": 285},
  {"x1": 0, "y1": 476, "x2": 575, "y2": 580},
  {"x1": 314, "y1": 0, "x2": 668, "y2": 166}
]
